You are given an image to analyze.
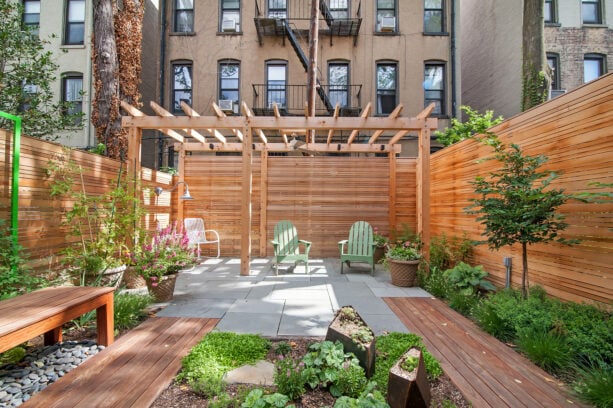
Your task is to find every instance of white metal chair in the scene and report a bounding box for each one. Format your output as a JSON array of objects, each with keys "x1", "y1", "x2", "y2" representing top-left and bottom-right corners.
[{"x1": 184, "y1": 218, "x2": 220, "y2": 258}]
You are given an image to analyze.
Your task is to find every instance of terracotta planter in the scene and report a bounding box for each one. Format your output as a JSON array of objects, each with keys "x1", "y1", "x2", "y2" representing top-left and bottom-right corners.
[
  {"x1": 146, "y1": 274, "x2": 178, "y2": 302},
  {"x1": 325, "y1": 306, "x2": 376, "y2": 378},
  {"x1": 387, "y1": 258, "x2": 420, "y2": 287},
  {"x1": 387, "y1": 347, "x2": 430, "y2": 408}
]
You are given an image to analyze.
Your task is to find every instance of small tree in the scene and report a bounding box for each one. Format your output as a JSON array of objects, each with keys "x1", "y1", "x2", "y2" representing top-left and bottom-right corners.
[
  {"x1": 466, "y1": 138, "x2": 578, "y2": 298},
  {"x1": 0, "y1": 0, "x2": 81, "y2": 138},
  {"x1": 434, "y1": 106, "x2": 503, "y2": 147}
]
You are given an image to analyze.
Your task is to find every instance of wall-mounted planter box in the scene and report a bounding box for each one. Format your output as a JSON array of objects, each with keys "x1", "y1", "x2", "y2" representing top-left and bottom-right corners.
[
  {"x1": 387, "y1": 347, "x2": 430, "y2": 408},
  {"x1": 325, "y1": 306, "x2": 376, "y2": 378}
]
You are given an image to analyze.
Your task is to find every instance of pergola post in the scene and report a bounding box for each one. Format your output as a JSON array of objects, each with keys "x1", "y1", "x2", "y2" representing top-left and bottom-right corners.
[
  {"x1": 388, "y1": 150, "x2": 397, "y2": 236},
  {"x1": 259, "y1": 149, "x2": 269, "y2": 256},
  {"x1": 177, "y1": 143, "x2": 186, "y2": 222},
  {"x1": 126, "y1": 127, "x2": 142, "y2": 251},
  {"x1": 240, "y1": 121, "x2": 253, "y2": 276},
  {"x1": 417, "y1": 125, "x2": 431, "y2": 260}
]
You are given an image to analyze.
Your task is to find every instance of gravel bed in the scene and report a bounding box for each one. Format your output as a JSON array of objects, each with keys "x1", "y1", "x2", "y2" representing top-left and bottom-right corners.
[{"x1": 0, "y1": 341, "x2": 104, "y2": 407}]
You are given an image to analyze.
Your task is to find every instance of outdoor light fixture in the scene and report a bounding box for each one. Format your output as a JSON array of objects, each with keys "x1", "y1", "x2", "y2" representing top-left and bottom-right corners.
[{"x1": 154, "y1": 181, "x2": 194, "y2": 200}]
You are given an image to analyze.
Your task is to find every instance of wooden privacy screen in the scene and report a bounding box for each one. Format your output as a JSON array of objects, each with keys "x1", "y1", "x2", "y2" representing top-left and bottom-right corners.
[
  {"x1": 0, "y1": 130, "x2": 173, "y2": 272},
  {"x1": 430, "y1": 74, "x2": 613, "y2": 306},
  {"x1": 182, "y1": 155, "x2": 417, "y2": 258}
]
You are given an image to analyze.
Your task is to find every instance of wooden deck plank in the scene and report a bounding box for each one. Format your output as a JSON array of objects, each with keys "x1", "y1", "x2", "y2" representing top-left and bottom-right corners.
[
  {"x1": 21, "y1": 317, "x2": 219, "y2": 408},
  {"x1": 385, "y1": 297, "x2": 582, "y2": 408}
]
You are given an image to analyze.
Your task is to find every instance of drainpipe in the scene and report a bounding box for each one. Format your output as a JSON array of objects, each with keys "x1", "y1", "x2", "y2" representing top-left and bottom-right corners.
[
  {"x1": 450, "y1": 0, "x2": 457, "y2": 118},
  {"x1": 0, "y1": 111, "x2": 22, "y2": 268},
  {"x1": 158, "y1": 0, "x2": 167, "y2": 168},
  {"x1": 504, "y1": 257, "x2": 512, "y2": 288}
]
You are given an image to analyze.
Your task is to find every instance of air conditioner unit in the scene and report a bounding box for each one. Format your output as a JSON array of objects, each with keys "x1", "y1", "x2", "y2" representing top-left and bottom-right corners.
[
  {"x1": 221, "y1": 19, "x2": 237, "y2": 32},
  {"x1": 268, "y1": 102, "x2": 285, "y2": 109},
  {"x1": 380, "y1": 16, "x2": 396, "y2": 32},
  {"x1": 218, "y1": 99, "x2": 234, "y2": 112},
  {"x1": 550, "y1": 89, "x2": 566, "y2": 99}
]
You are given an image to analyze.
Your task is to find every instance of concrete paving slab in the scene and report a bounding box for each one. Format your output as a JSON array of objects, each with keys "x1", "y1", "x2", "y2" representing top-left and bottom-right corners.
[
  {"x1": 268, "y1": 288, "x2": 332, "y2": 301},
  {"x1": 360, "y1": 313, "x2": 410, "y2": 335},
  {"x1": 227, "y1": 299, "x2": 285, "y2": 313},
  {"x1": 156, "y1": 298, "x2": 235, "y2": 318},
  {"x1": 215, "y1": 312, "x2": 281, "y2": 336},
  {"x1": 277, "y1": 313, "x2": 333, "y2": 337},
  {"x1": 283, "y1": 299, "x2": 336, "y2": 316}
]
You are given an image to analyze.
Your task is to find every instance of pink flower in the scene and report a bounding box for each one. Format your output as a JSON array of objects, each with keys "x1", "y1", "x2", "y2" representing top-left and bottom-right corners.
[
  {"x1": 151, "y1": 282, "x2": 158, "y2": 287},
  {"x1": 150, "y1": 276, "x2": 158, "y2": 281}
]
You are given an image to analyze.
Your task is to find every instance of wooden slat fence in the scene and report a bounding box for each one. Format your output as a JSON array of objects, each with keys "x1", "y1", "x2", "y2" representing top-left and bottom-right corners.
[
  {"x1": 430, "y1": 73, "x2": 613, "y2": 306},
  {"x1": 183, "y1": 155, "x2": 415, "y2": 258}
]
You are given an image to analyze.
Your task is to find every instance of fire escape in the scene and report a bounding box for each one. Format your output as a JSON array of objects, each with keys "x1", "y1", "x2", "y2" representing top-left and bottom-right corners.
[{"x1": 253, "y1": 0, "x2": 362, "y2": 116}]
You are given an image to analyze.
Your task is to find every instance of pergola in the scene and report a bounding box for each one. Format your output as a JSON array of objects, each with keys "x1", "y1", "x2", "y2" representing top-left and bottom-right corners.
[{"x1": 122, "y1": 101, "x2": 438, "y2": 276}]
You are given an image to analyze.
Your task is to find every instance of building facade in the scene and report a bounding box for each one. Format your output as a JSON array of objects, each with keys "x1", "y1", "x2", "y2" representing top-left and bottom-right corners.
[
  {"x1": 460, "y1": 0, "x2": 612, "y2": 120},
  {"x1": 147, "y1": 0, "x2": 459, "y2": 165}
]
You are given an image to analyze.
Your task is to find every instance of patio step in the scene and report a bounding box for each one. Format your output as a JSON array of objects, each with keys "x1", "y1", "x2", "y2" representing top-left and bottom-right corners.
[
  {"x1": 21, "y1": 317, "x2": 219, "y2": 408},
  {"x1": 385, "y1": 297, "x2": 584, "y2": 407}
]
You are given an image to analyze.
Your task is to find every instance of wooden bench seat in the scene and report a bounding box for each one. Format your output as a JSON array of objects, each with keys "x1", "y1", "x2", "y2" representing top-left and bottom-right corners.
[{"x1": 0, "y1": 286, "x2": 115, "y2": 353}]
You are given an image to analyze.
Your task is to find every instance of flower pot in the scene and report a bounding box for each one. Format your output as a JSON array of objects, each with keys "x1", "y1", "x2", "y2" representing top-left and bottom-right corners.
[
  {"x1": 325, "y1": 306, "x2": 376, "y2": 378},
  {"x1": 123, "y1": 266, "x2": 147, "y2": 288},
  {"x1": 387, "y1": 347, "x2": 430, "y2": 408},
  {"x1": 374, "y1": 246, "x2": 386, "y2": 264},
  {"x1": 146, "y1": 274, "x2": 178, "y2": 302},
  {"x1": 387, "y1": 259, "x2": 420, "y2": 287}
]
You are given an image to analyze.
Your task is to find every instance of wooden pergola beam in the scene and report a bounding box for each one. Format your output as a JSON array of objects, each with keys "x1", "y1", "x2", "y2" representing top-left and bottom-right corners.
[
  {"x1": 273, "y1": 103, "x2": 289, "y2": 146},
  {"x1": 150, "y1": 101, "x2": 206, "y2": 143},
  {"x1": 368, "y1": 104, "x2": 403, "y2": 144},
  {"x1": 211, "y1": 102, "x2": 243, "y2": 142},
  {"x1": 417, "y1": 102, "x2": 436, "y2": 119},
  {"x1": 326, "y1": 103, "x2": 341, "y2": 145},
  {"x1": 242, "y1": 102, "x2": 268, "y2": 144},
  {"x1": 347, "y1": 102, "x2": 372, "y2": 145},
  {"x1": 122, "y1": 115, "x2": 437, "y2": 132},
  {"x1": 176, "y1": 142, "x2": 401, "y2": 153},
  {"x1": 120, "y1": 101, "x2": 184, "y2": 143},
  {"x1": 180, "y1": 102, "x2": 227, "y2": 143}
]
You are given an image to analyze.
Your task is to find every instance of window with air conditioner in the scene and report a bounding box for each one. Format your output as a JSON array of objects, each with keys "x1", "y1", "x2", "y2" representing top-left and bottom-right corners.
[
  {"x1": 268, "y1": 0, "x2": 287, "y2": 18},
  {"x1": 376, "y1": 0, "x2": 396, "y2": 32},
  {"x1": 219, "y1": 60, "x2": 240, "y2": 114},
  {"x1": 220, "y1": 0, "x2": 240, "y2": 32}
]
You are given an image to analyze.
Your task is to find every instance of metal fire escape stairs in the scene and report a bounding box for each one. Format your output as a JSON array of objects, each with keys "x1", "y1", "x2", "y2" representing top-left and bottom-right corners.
[{"x1": 282, "y1": 17, "x2": 334, "y2": 114}]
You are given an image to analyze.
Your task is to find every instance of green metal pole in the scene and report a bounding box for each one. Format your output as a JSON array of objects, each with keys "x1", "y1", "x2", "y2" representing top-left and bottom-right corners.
[{"x1": 0, "y1": 111, "x2": 22, "y2": 257}]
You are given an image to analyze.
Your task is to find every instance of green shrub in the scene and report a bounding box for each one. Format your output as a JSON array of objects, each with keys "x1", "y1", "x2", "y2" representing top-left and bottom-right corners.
[
  {"x1": 573, "y1": 362, "x2": 613, "y2": 408},
  {"x1": 372, "y1": 332, "x2": 442, "y2": 395},
  {"x1": 241, "y1": 389, "x2": 295, "y2": 408},
  {"x1": 444, "y1": 262, "x2": 496, "y2": 295},
  {"x1": 192, "y1": 376, "x2": 227, "y2": 399},
  {"x1": 473, "y1": 301, "x2": 515, "y2": 341},
  {"x1": 301, "y1": 340, "x2": 360, "y2": 392},
  {"x1": 334, "y1": 363, "x2": 368, "y2": 398},
  {"x1": 447, "y1": 289, "x2": 479, "y2": 316},
  {"x1": 113, "y1": 292, "x2": 153, "y2": 331},
  {"x1": 274, "y1": 356, "x2": 306, "y2": 400},
  {"x1": 0, "y1": 346, "x2": 26, "y2": 365},
  {"x1": 516, "y1": 328, "x2": 572, "y2": 373},
  {"x1": 179, "y1": 332, "x2": 270, "y2": 385},
  {"x1": 333, "y1": 382, "x2": 389, "y2": 408},
  {"x1": 429, "y1": 233, "x2": 473, "y2": 271},
  {"x1": 422, "y1": 266, "x2": 449, "y2": 299}
]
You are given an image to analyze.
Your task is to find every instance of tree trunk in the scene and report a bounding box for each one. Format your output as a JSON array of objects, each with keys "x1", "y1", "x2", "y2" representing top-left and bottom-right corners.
[
  {"x1": 521, "y1": 0, "x2": 551, "y2": 111},
  {"x1": 306, "y1": 0, "x2": 319, "y2": 143},
  {"x1": 522, "y1": 242, "x2": 529, "y2": 298},
  {"x1": 92, "y1": 0, "x2": 121, "y2": 157}
]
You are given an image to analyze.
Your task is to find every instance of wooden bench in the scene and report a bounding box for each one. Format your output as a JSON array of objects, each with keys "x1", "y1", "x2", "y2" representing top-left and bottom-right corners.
[{"x1": 0, "y1": 286, "x2": 115, "y2": 353}]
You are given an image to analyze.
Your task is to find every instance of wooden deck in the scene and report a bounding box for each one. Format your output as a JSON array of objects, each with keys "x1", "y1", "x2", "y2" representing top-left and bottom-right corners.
[
  {"x1": 385, "y1": 297, "x2": 583, "y2": 408},
  {"x1": 21, "y1": 317, "x2": 219, "y2": 408}
]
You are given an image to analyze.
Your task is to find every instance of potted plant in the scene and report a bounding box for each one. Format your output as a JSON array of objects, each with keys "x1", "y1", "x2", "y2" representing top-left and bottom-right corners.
[
  {"x1": 133, "y1": 222, "x2": 197, "y2": 301},
  {"x1": 387, "y1": 347, "x2": 430, "y2": 407},
  {"x1": 384, "y1": 238, "x2": 422, "y2": 287},
  {"x1": 373, "y1": 227, "x2": 388, "y2": 263}
]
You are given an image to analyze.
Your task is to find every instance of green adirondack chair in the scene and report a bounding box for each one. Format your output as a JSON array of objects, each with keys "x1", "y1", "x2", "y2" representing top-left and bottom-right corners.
[
  {"x1": 270, "y1": 220, "x2": 312, "y2": 275},
  {"x1": 339, "y1": 221, "x2": 376, "y2": 276}
]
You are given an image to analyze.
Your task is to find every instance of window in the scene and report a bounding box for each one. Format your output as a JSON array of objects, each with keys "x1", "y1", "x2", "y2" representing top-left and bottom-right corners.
[
  {"x1": 376, "y1": 0, "x2": 396, "y2": 32},
  {"x1": 376, "y1": 62, "x2": 397, "y2": 114},
  {"x1": 64, "y1": 0, "x2": 85, "y2": 45},
  {"x1": 424, "y1": 63, "x2": 445, "y2": 115},
  {"x1": 22, "y1": 0, "x2": 40, "y2": 35},
  {"x1": 546, "y1": 53, "x2": 561, "y2": 90},
  {"x1": 328, "y1": 62, "x2": 349, "y2": 108},
  {"x1": 268, "y1": 0, "x2": 287, "y2": 18},
  {"x1": 219, "y1": 60, "x2": 239, "y2": 112},
  {"x1": 424, "y1": 0, "x2": 444, "y2": 33},
  {"x1": 174, "y1": 0, "x2": 194, "y2": 32},
  {"x1": 266, "y1": 62, "x2": 287, "y2": 108},
  {"x1": 544, "y1": 0, "x2": 556, "y2": 24},
  {"x1": 220, "y1": 0, "x2": 240, "y2": 32},
  {"x1": 330, "y1": 0, "x2": 349, "y2": 19},
  {"x1": 172, "y1": 62, "x2": 192, "y2": 113},
  {"x1": 582, "y1": 0, "x2": 602, "y2": 24},
  {"x1": 584, "y1": 54, "x2": 605, "y2": 83},
  {"x1": 62, "y1": 74, "x2": 83, "y2": 125}
]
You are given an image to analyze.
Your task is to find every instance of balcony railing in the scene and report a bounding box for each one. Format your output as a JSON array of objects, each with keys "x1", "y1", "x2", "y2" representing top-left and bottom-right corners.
[{"x1": 251, "y1": 84, "x2": 362, "y2": 116}]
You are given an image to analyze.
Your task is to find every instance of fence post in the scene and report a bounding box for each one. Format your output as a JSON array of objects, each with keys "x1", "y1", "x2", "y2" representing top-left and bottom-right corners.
[
  {"x1": 0, "y1": 111, "x2": 22, "y2": 266},
  {"x1": 240, "y1": 121, "x2": 253, "y2": 276}
]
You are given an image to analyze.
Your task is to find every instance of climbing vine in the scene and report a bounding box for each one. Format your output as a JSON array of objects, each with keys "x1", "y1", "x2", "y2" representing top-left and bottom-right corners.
[{"x1": 521, "y1": 64, "x2": 549, "y2": 112}]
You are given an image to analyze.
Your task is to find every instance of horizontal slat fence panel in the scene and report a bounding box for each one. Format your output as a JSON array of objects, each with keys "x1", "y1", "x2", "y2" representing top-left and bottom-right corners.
[
  {"x1": 0, "y1": 130, "x2": 173, "y2": 273},
  {"x1": 430, "y1": 74, "x2": 613, "y2": 307},
  {"x1": 183, "y1": 155, "x2": 410, "y2": 258}
]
